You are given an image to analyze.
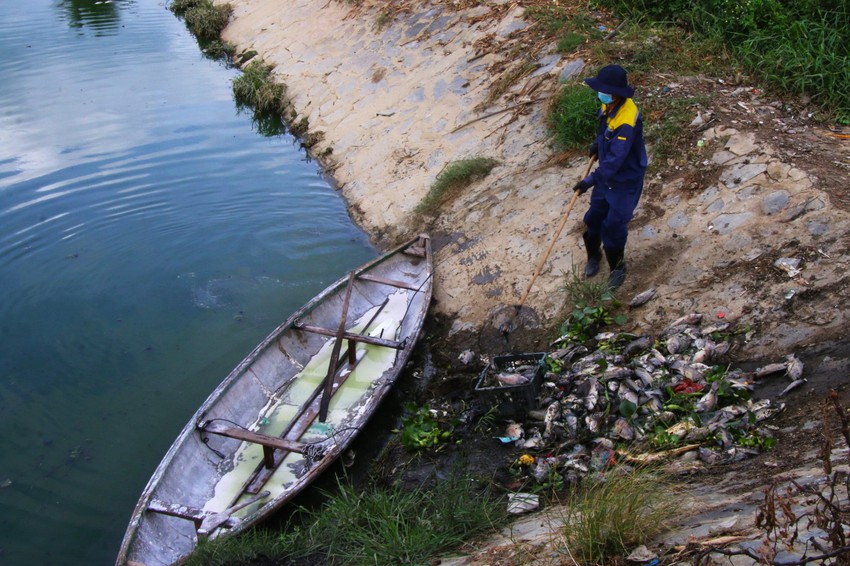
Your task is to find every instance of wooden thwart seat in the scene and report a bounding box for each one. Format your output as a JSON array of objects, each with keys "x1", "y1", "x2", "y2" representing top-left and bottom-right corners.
[
  {"x1": 147, "y1": 490, "x2": 270, "y2": 536},
  {"x1": 198, "y1": 420, "x2": 315, "y2": 469},
  {"x1": 147, "y1": 499, "x2": 237, "y2": 530},
  {"x1": 356, "y1": 272, "x2": 420, "y2": 291},
  {"x1": 292, "y1": 322, "x2": 405, "y2": 350}
]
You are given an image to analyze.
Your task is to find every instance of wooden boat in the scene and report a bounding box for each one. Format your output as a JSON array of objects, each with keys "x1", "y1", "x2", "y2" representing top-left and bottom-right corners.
[{"x1": 117, "y1": 235, "x2": 432, "y2": 566}]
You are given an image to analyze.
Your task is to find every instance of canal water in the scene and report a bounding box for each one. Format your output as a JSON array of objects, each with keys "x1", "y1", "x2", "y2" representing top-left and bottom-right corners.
[{"x1": 0, "y1": 0, "x2": 375, "y2": 563}]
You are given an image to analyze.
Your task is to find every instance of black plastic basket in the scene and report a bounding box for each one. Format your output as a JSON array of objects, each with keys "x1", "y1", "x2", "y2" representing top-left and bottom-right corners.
[{"x1": 475, "y1": 352, "x2": 546, "y2": 418}]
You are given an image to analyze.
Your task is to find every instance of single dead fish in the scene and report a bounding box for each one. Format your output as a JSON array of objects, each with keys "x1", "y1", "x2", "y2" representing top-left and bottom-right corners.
[
  {"x1": 628, "y1": 288, "x2": 657, "y2": 308},
  {"x1": 496, "y1": 372, "x2": 529, "y2": 386},
  {"x1": 670, "y1": 312, "x2": 703, "y2": 328},
  {"x1": 785, "y1": 354, "x2": 804, "y2": 381},
  {"x1": 695, "y1": 381, "x2": 720, "y2": 413},
  {"x1": 666, "y1": 334, "x2": 692, "y2": 355},
  {"x1": 617, "y1": 381, "x2": 639, "y2": 403},
  {"x1": 583, "y1": 378, "x2": 600, "y2": 412},
  {"x1": 543, "y1": 401, "x2": 559, "y2": 438},
  {"x1": 691, "y1": 347, "x2": 709, "y2": 364},
  {"x1": 754, "y1": 362, "x2": 787, "y2": 378},
  {"x1": 585, "y1": 412, "x2": 604, "y2": 434},
  {"x1": 602, "y1": 366, "x2": 633, "y2": 381},
  {"x1": 701, "y1": 322, "x2": 730, "y2": 335},
  {"x1": 780, "y1": 378, "x2": 806, "y2": 397},
  {"x1": 634, "y1": 366, "x2": 655, "y2": 388},
  {"x1": 612, "y1": 418, "x2": 635, "y2": 440},
  {"x1": 623, "y1": 336, "x2": 653, "y2": 358},
  {"x1": 563, "y1": 411, "x2": 579, "y2": 438}
]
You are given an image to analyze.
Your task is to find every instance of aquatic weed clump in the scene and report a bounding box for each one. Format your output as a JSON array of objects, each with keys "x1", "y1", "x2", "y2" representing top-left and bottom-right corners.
[
  {"x1": 170, "y1": 0, "x2": 233, "y2": 41},
  {"x1": 232, "y1": 59, "x2": 286, "y2": 115}
]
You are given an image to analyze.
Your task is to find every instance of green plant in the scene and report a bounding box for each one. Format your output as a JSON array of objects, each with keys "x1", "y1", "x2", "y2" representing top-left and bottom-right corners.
[
  {"x1": 548, "y1": 83, "x2": 598, "y2": 151},
  {"x1": 169, "y1": 0, "x2": 205, "y2": 16},
  {"x1": 561, "y1": 468, "x2": 678, "y2": 564},
  {"x1": 563, "y1": 266, "x2": 614, "y2": 308},
  {"x1": 396, "y1": 403, "x2": 454, "y2": 452},
  {"x1": 232, "y1": 59, "x2": 286, "y2": 115},
  {"x1": 557, "y1": 31, "x2": 586, "y2": 53},
  {"x1": 559, "y1": 270, "x2": 627, "y2": 343},
  {"x1": 179, "y1": 1, "x2": 233, "y2": 41},
  {"x1": 415, "y1": 157, "x2": 499, "y2": 216},
  {"x1": 474, "y1": 405, "x2": 500, "y2": 434},
  {"x1": 185, "y1": 469, "x2": 506, "y2": 565},
  {"x1": 649, "y1": 425, "x2": 682, "y2": 449},
  {"x1": 596, "y1": 0, "x2": 849, "y2": 122}
]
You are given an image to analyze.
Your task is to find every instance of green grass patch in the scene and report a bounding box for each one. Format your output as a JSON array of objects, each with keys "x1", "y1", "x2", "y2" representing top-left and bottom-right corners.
[
  {"x1": 548, "y1": 83, "x2": 598, "y2": 151},
  {"x1": 597, "y1": 0, "x2": 849, "y2": 122},
  {"x1": 185, "y1": 470, "x2": 507, "y2": 565},
  {"x1": 557, "y1": 31, "x2": 587, "y2": 53},
  {"x1": 170, "y1": 0, "x2": 233, "y2": 41},
  {"x1": 560, "y1": 468, "x2": 678, "y2": 564},
  {"x1": 415, "y1": 157, "x2": 499, "y2": 216}
]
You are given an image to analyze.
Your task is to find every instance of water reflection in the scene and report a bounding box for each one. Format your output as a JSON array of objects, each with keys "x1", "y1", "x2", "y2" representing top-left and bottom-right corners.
[{"x1": 56, "y1": 0, "x2": 129, "y2": 35}]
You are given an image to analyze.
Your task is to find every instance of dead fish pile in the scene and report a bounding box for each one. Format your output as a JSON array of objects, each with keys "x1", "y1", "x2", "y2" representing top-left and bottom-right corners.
[{"x1": 505, "y1": 313, "x2": 797, "y2": 479}]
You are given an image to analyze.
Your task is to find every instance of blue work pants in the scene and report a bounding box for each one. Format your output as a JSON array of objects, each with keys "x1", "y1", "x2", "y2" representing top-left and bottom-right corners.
[{"x1": 583, "y1": 182, "x2": 644, "y2": 250}]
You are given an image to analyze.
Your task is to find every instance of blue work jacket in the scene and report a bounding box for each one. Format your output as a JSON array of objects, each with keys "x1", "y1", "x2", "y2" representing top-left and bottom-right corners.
[{"x1": 589, "y1": 98, "x2": 648, "y2": 189}]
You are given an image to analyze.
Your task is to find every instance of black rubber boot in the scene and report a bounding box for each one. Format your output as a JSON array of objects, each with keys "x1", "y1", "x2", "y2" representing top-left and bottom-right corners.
[
  {"x1": 604, "y1": 247, "x2": 626, "y2": 289},
  {"x1": 582, "y1": 232, "x2": 602, "y2": 278}
]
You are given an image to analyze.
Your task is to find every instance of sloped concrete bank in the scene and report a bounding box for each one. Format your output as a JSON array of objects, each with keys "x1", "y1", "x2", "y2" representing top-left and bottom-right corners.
[{"x1": 217, "y1": 0, "x2": 850, "y2": 360}]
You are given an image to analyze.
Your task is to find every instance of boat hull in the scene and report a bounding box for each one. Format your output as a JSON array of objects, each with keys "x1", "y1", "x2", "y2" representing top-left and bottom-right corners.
[{"x1": 117, "y1": 236, "x2": 432, "y2": 566}]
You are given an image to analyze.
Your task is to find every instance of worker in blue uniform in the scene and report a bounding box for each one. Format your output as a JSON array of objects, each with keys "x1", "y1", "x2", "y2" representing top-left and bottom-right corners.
[{"x1": 572, "y1": 65, "x2": 648, "y2": 289}]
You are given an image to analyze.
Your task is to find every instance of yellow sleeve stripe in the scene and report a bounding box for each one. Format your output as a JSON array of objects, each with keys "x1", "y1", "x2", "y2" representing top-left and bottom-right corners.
[{"x1": 617, "y1": 136, "x2": 627, "y2": 141}]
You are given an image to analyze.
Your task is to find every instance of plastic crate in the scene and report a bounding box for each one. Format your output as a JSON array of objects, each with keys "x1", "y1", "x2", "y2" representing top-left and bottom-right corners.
[{"x1": 475, "y1": 352, "x2": 546, "y2": 418}]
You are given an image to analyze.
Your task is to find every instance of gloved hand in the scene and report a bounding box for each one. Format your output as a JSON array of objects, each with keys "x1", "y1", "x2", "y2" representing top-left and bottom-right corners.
[
  {"x1": 573, "y1": 178, "x2": 593, "y2": 195},
  {"x1": 588, "y1": 142, "x2": 598, "y2": 158}
]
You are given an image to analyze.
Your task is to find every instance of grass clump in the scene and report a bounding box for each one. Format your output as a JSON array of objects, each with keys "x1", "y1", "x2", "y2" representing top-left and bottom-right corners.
[
  {"x1": 415, "y1": 157, "x2": 499, "y2": 216},
  {"x1": 558, "y1": 267, "x2": 626, "y2": 344},
  {"x1": 548, "y1": 83, "x2": 598, "y2": 151},
  {"x1": 561, "y1": 468, "x2": 678, "y2": 564},
  {"x1": 232, "y1": 59, "x2": 286, "y2": 115},
  {"x1": 231, "y1": 59, "x2": 289, "y2": 136},
  {"x1": 185, "y1": 470, "x2": 506, "y2": 565},
  {"x1": 170, "y1": 0, "x2": 232, "y2": 41}
]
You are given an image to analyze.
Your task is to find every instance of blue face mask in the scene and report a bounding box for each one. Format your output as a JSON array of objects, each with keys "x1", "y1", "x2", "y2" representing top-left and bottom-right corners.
[{"x1": 598, "y1": 92, "x2": 613, "y2": 104}]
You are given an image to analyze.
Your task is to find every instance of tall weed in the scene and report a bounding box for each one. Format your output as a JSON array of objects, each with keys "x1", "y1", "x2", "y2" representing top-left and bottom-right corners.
[{"x1": 561, "y1": 468, "x2": 678, "y2": 564}]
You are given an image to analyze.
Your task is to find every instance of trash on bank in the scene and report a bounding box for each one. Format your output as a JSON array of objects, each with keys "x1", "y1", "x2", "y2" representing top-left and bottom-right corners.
[
  {"x1": 774, "y1": 257, "x2": 802, "y2": 277},
  {"x1": 507, "y1": 492, "x2": 539, "y2": 514}
]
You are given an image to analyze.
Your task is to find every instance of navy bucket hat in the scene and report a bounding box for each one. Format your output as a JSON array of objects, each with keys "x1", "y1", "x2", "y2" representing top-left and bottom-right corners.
[{"x1": 584, "y1": 65, "x2": 634, "y2": 98}]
